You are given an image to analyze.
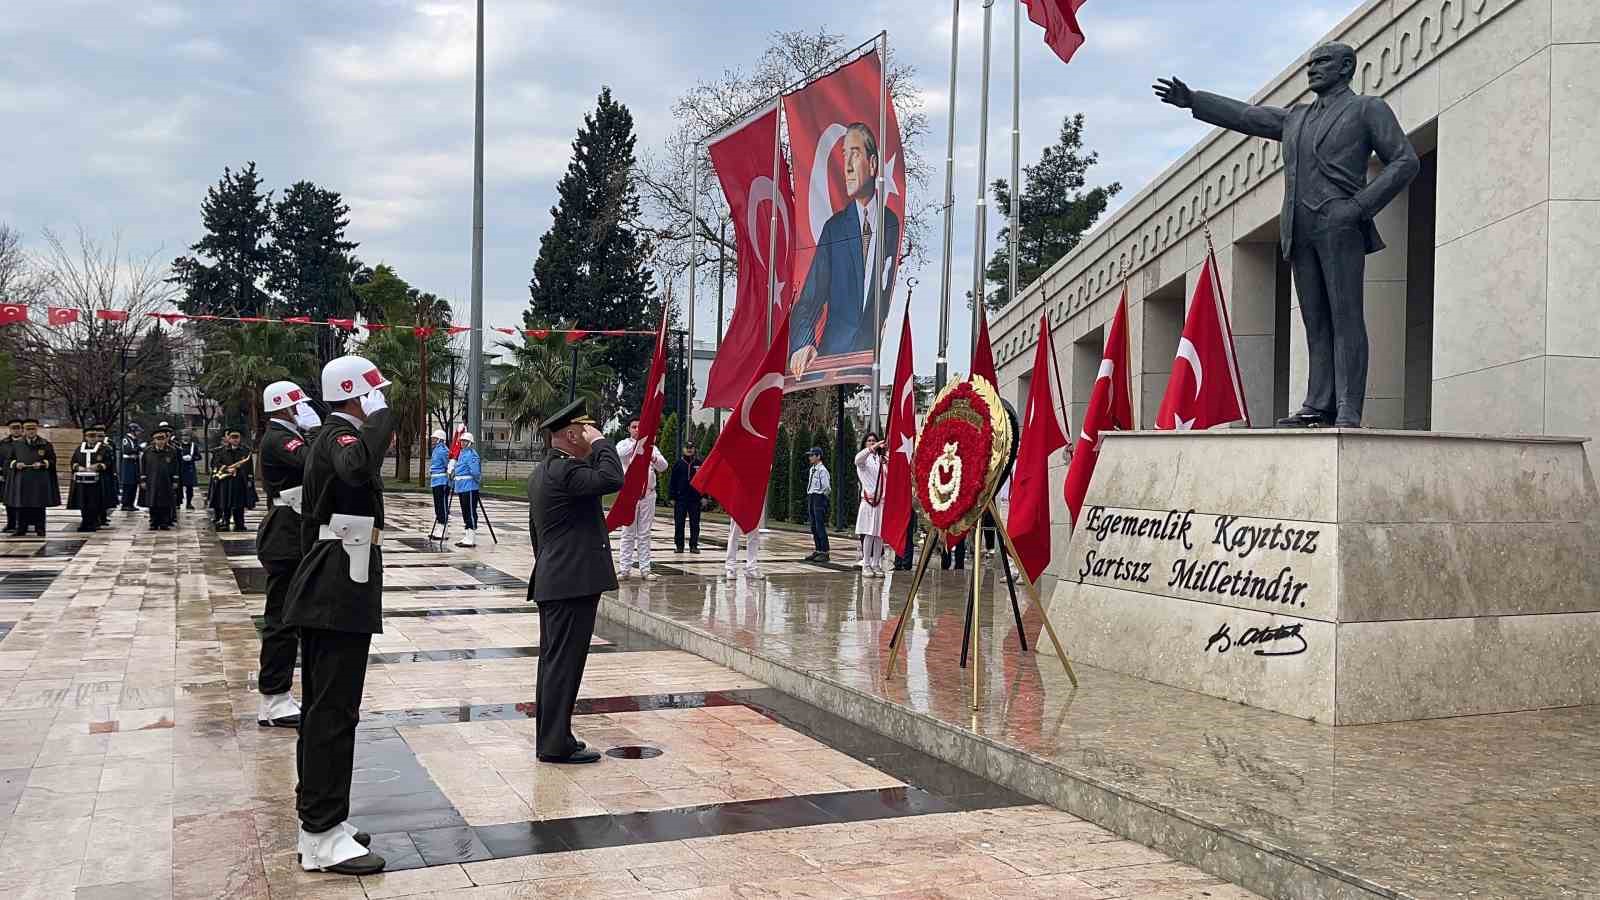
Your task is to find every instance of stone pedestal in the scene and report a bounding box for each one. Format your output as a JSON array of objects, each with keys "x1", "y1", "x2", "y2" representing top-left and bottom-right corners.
[{"x1": 1048, "y1": 429, "x2": 1600, "y2": 724}]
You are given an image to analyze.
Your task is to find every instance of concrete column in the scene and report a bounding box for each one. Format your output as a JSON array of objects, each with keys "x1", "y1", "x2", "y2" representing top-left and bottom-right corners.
[
  {"x1": 1224, "y1": 241, "x2": 1279, "y2": 427},
  {"x1": 1362, "y1": 178, "x2": 1410, "y2": 429}
]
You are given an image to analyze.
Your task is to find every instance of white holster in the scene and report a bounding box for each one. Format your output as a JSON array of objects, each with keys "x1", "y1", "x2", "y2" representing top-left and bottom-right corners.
[
  {"x1": 320, "y1": 514, "x2": 377, "y2": 584},
  {"x1": 276, "y1": 485, "x2": 303, "y2": 516}
]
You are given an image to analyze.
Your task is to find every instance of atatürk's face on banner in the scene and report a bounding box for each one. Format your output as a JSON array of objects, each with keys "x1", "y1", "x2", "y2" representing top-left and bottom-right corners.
[{"x1": 842, "y1": 128, "x2": 877, "y2": 204}]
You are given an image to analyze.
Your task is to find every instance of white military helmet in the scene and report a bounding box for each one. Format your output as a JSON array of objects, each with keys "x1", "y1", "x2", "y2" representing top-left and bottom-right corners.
[
  {"x1": 263, "y1": 380, "x2": 309, "y2": 413},
  {"x1": 459, "y1": 432, "x2": 475, "y2": 444},
  {"x1": 431, "y1": 429, "x2": 447, "y2": 441},
  {"x1": 322, "y1": 355, "x2": 391, "y2": 402}
]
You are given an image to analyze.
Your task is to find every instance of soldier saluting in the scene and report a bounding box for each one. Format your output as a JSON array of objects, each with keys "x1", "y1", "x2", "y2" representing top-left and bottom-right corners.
[
  {"x1": 281, "y1": 355, "x2": 394, "y2": 876},
  {"x1": 254, "y1": 380, "x2": 323, "y2": 729}
]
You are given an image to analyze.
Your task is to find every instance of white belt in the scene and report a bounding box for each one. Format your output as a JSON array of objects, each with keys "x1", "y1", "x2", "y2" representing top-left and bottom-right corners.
[
  {"x1": 74, "y1": 472, "x2": 100, "y2": 483},
  {"x1": 276, "y1": 485, "x2": 303, "y2": 516},
  {"x1": 318, "y1": 514, "x2": 380, "y2": 584},
  {"x1": 453, "y1": 475, "x2": 475, "y2": 485}
]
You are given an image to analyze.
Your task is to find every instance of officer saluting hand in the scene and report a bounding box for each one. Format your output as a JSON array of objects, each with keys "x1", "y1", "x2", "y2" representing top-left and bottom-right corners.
[
  {"x1": 527, "y1": 399, "x2": 624, "y2": 764},
  {"x1": 282, "y1": 355, "x2": 395, "y2": 875}
]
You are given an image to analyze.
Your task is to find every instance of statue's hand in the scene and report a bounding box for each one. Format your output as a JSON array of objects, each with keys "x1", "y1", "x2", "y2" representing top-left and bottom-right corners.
[{"x1": 1154, "y1": 76, "x2": 1193, "y2": 109}]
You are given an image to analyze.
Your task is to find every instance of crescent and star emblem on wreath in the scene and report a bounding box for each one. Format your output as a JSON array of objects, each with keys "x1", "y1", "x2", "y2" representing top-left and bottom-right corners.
[{"x1": 927, "y1": 442, "x2": 962, "y2": 513}]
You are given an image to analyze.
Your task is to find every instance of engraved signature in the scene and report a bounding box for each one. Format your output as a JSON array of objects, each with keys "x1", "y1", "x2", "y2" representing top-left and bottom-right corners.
[{"x1": 1205, "y1": 622, "x2": 1307, "y2": 657}]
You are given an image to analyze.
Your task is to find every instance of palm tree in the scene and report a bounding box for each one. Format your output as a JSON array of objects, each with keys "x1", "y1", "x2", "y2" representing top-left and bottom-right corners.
[
  {"x1": 360, "y1": 325, "x2": 452, "y2": 480},
  {"x1": 200, "y1": 323, "x2": 318, "y2": 437},
  {"x1": 491, "y1": 328, "x2": 614, "y2": 433}
]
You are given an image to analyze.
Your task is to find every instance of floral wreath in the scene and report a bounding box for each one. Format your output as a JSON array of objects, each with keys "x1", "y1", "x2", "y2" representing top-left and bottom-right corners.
[{"x1": 913, "y1": 375, "x2": 1012, "y2": 544}]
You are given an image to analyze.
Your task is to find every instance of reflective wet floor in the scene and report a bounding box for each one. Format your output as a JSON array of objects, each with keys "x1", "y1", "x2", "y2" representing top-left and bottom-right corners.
[{"x1": 0, "y1": 501, "x2": 1257, "y2": 899}]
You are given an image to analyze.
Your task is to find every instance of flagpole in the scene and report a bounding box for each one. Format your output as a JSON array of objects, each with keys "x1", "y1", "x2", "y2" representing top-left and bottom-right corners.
[
  {"x1": 765, "y1": 101, "x2": 781, "y2": 348},
  {"x1": 1009, "y1": 0, "x2": 1022, "y2": 308},
  {"x1": 466, "y1": 0, "x2": 485, "y2": 442},
  {"x1": 935, "y1": 0, "x2": 960, "y2": 390},
  {"x1": 971, "y1": 1, "x2": 995, "y2": 362},
  {"x1": 686, "y1": 143, "x2": 700, "y2": 420},
  {"x1": 870, "y1": 31, "x2": 889, "y2": 435}
]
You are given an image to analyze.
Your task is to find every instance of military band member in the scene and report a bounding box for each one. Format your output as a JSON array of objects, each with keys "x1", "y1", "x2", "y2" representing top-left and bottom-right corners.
[
  {"x1": 140, "y1": 424, "x2": 182, "y2": 530},
  {"x1": 118, "y1": 423, "x2": 143, "y2": 511},
  {"x1": 527, "y1": 399, "x2": 623, "y2": 765},
  {"x1": 178, "y1": 428, "x2": 200, "y2": 510},
  {"x1": 282, "y1": 355, "x2": 394, "y2": 875},
  {"x1": 254, "y1": 380, "x2": 322, "y2": 728},
  {"x1": 0, "y1": 419, "x2": 20, "y2": 533},
  {"x1": 67, "y1": 424, "x2": 113, "y2": 532},
  {"x1": 6, "y1": 419, "x2": 59, "y2": 537},
  {"x1": 211, "y1": 427, "x2": 252, "y2": 531}
]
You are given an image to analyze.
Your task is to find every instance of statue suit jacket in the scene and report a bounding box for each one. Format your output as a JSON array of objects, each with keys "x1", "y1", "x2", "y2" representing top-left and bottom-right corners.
[
  {"x1": 790, "y1": 202, "x2": 901, "y2": 357},
  {"x1": 527, "y1": 439, "x2": 625, "y2": 604},
  {"x1": 1191, "y1": 85, "x2": 1419, "y2": 259}
]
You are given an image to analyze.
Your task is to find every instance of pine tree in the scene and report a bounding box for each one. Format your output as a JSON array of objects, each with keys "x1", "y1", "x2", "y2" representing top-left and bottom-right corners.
[
  {"x1": 527, "y1": 87, "x2": 658, "y2": 415},
  {"x1": 270, "y1": 181, "x2": 362, "y2": 364},
  {"x1": 171, "y1": 162, "x2": 274, "y2": 316},
  {"x1": 983, "y1": 114, "x2": 1121, "y2": 311}
]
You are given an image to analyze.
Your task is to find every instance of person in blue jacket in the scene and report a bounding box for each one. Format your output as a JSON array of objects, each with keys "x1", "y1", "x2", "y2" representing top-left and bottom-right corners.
[
  {"x1": 452, "y1": 432, "x2": 482, "y2": 547},
  {"x1": 427, "y1": 429, "x2": 450, "y2": 540}
]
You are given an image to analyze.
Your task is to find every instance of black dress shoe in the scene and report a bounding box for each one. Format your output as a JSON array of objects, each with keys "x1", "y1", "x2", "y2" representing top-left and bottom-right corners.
[
  {"x1": 538, "y1": 748, "x2": 602, "y2": 764},
  {"x1": 259, "y1": 714, "x2": 301, "y2": 728},
  {"x1": 298, "y1": 831, "x2": 371, "y2": 864},
  {"x1": 1275, "y1": 410, "x2": 1333, "y2": 428}
]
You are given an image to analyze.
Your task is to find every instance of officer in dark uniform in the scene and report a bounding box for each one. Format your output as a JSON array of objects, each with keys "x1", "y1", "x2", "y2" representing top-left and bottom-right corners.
[
  {"x1": 281, "y1": 355, "x2": 393, "y2": 876},
  {"x1": 118, "y1": 423, "x2": 143, "y2": 511},
  {"x1": 0, "y1": 419, "x2": 20, "y2": 533},
  {"x1": 177, "y1": 428, "x2": 200, "y2": 510},
  {"x1": 67, "y1": 424, "x2": 113, "y2": 532},
  {"x1": 255, "y1": 380, "x2": 322, "y2": 729},
  {"x1": 140, "y1": 424, "x2": 182, "y2": 530},
  {"x1": 6, "y1": 419, "x2": 59, "y2": 537},
  {"x1": 527, "y1": 399, "x2": 624, "y2": 765},
  {"x1": 211, "y1": 428, "x2": 252, "y2": 531}
]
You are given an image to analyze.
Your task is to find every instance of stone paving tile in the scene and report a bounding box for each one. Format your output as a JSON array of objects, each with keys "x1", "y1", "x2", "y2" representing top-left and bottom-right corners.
[{"x1": 0, "y1": 503, "x2": 1258, "y2": 900}]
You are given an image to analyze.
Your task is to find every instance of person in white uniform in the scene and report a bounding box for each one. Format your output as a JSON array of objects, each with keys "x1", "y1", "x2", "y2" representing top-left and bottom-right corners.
[
  {"x1": 724, "y1": 500, "x2": 766, "y2": 580},
  {"x1": 854, "y1": 433, "x2": 887, "y2": 576},
  {"x1": 615, "y1": 416, "x2": 668, "y2": 580}
]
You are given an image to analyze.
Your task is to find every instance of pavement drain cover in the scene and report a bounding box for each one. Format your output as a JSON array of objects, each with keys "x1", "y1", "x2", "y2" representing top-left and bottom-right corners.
[{"x1": 606, "y1": 745, "x2": 663, "y2": 760}]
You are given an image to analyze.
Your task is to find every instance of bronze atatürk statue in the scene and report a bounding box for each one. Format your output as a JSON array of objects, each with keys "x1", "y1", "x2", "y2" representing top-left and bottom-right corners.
[{"x1": 1156, "y1": 42, "x2": 1419, "y2": 428}]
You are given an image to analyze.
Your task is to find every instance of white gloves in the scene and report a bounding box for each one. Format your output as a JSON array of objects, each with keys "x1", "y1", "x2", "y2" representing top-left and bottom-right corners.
[
  {"x1": 292, "y1": 402, "x2": 323, "y2": 430},
  {"x1": 446, "y1": 458, "x2": 457, "y2": 476},
  {"x1": 359, "y1": 388, "x2": 388, "y2": 416}
]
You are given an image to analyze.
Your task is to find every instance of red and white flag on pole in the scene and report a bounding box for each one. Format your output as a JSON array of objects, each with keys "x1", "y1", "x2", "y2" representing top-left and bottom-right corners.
[
  {"x1": 1063, "y1": 288, "x2": 1133, "y2": 525},
  {"x1": 1007, "y1": 313, "x2": 1068, "y2": 582},
  {"x1": 1024, "y1": 0, "x2": 1089, "y2": 64},
  {"x1": 95, "y1": 309, "x2": 129, "y2": 322},
  {"x1": 605, "y1": 306, "x2": 670, "y2": 531},
  {"x1": 0, "y1": 303, "x2": 27, "y2": 325},
  {"x1": 692, "y1": 313, "x2": 791, "y2": 533},
  {"x1": 703, "y1": 102, "x2": 796, "y2": 409},
  {"x1": 972, "y1": 302, "x2": 998, "y2": 387},
  {"x1": 1155, "y1": 249, "x2": 1249, "y2": 431},
  {"x1": 882, "y1": 303, "x2": 916, "y2": 558},
  {"x1": 47, "y1": 307, "x2": 79, "y2": 326}
]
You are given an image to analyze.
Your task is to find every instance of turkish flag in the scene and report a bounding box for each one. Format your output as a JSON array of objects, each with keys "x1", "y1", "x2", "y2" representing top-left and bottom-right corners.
[
  {"x1": 565, "y1": 330, "x2": 588, "y2": 344},
  {"x1": 1155, "y1": 250, "x2": 1249, "y2": 431},
  {"x1": 0, "y1": 303, "x2": 27, "y2": 325},
  {"x1": 1024, "y1": 0, "x2": 1089, "y2": 64},
  {"x1": 527, "y1": 329, "x2": 550, "y2": 340},
  {"x1": 1007, "y1": 313, "x2": 1069, "y2": 582},
  {"x1": 882, "y1": 303, "x2": 916, "y2": 557},
  {"x1": 692, "y1": 312, "x2": 790, "y2": 533},
  {"x1": 972, "y1": 302, "x2": 997, "y2": 387},
  {"x1": 413, "y1": 326, "x2": 435, "y2": 338},
  {"x1": 148, "y1": 312, "x2": 187, "y2": 325},
  {"x1": 447, "y1": 324, "x2": 471, "y2": 335},
  {"x1": 1063, "y1": 288, "x2": 1133, "y2": 525},
  {"x1": 328, "y1": 317, "x2": 355, "y2": 331},
  {"x1": 47, "y1": 307, "x2": 79, "y2": 326},
  {"x1": 704, "y1": 102, "x2": 796, "y2": 409},
  {"x1": 783, "y1": 51, "x2": 905, "y2": 381},
  {"x1": 284, "y1": 315, "x2": 313, "y2": 325},
  {"x1": 606, "y1": 306, "x2": 670, "y2": 531},
  {"x1": 494, "y1": 327, "x2": 518, "y2": 336},
  {"x1": 95, "y1": 309, "x2": 129, "y2": 322}
]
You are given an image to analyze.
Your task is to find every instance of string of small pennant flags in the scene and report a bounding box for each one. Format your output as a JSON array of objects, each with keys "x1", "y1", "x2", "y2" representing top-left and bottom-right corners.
[{"x1": 0, "y1": 303, "x2": 657, "y2": 341}]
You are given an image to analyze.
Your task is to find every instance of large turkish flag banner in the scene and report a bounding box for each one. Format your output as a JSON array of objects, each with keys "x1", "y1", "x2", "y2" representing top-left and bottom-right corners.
[
  {"x1": 881, "y1": 304, "x2": 916, "y2": 557},
  {"x1": 692, "y1": 313, "x2": 790, "y2": 534},
  {"x1": 1155, "y1": 250, "x2": 1249, "y2": 431},
  {"x1": 782, "y1": 51, "x2": 905, "y2": 389},
  {"x1": 1007, "y1": 313, "x2": 1069, "y2": 582},
  {"x1": 703, "y1": 103, "x2": 796, "y2": 410},
  {"x1": 606, "y1": 306, "x2": 669, "y2": 530},
  {"x1": 1062, "y1": 289, "x2": 1133, "y2": 525}
]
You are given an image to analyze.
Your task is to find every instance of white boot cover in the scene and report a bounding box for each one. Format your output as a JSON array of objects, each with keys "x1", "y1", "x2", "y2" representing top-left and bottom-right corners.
[{"x1": 299, "y1": 821, "x2": 367, "y2": 871}]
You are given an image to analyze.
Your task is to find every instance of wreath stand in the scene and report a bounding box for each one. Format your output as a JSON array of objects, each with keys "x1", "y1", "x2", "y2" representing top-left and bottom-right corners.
[{"x1": 884, "y1": 499, "x2": 1077, "y2": 710}]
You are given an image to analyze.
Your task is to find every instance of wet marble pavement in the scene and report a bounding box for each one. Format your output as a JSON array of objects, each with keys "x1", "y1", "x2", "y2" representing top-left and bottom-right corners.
[
  {"x1": 424, "y1": 498, "x2": 1598, "y2": 899},
  {"x1": 0, "y1": 501, "x2": 1258, "y2": 899}
]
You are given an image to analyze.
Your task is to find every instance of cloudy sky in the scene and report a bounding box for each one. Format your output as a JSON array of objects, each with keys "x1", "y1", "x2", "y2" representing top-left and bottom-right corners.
[{"x1": 2, "y1": 0, "x2": 1347, "y2": 380}]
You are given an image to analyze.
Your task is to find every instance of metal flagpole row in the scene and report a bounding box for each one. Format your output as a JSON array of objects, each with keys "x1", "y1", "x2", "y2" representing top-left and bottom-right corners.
[
  {"x1": 870, "y1": 30, "x2": 889, "y2": 435},
  {"x1": 686, "y1": 143, "x2": 700, "y2": 422},
  {"x1": 1009, "y1": 0, "x2": 1022, "y2": 309},
  {"x1": 971, "y1": 0, "x2": 995, "y2": 362},
  {"x1": 466, "y1": 0, "x2": 485, "y2": 442}
]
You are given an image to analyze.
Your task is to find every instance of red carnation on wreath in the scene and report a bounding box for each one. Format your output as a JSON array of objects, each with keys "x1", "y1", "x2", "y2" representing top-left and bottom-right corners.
[{"x1": 913, "y1": 379, "x2": 1002, "y2": 545}]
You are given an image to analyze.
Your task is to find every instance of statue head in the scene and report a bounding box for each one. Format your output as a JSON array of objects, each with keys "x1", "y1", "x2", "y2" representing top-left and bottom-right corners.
[{"x1": 1306, "y1": 42, "x2": 1357, "y2": 95}]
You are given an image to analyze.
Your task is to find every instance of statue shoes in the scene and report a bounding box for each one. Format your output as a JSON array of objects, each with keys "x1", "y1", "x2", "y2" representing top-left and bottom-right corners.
[{"x1": 1274, "y1": 410, "x2": 1334, "y2": 428}]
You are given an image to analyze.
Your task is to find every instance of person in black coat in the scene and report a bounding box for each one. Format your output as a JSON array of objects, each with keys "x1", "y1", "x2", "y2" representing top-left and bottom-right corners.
[
  {"x1": 527, "y1": 399, "x2": 624, "y2": 765},
  {"x1": 66, "y1": 424, "x2": 113, "y2": 532},
  {"x1": 0, "y1": 419, "x2": 20, "y2": 533},
  {"x1": 177, "y1": 428, "x2": 200, "y2": 510},
  {"x1": 254, "y1": 381, "x2": 322, "y2": 728},
  {"x1": 139, "y1": 426, "x2": 182, "y2": 530},
  {"x1": 5, "y1": 419, "x2": 59, "y2": 537},
  {"x1": 668, "y1": 444, "x2": 702, "y2": 553},
  {"x1": 281, "y1": 355, "x2": 394, "y2": 876},
  {"x1": 210, "y1": 428, "x2": 252, "y2": 531}
]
